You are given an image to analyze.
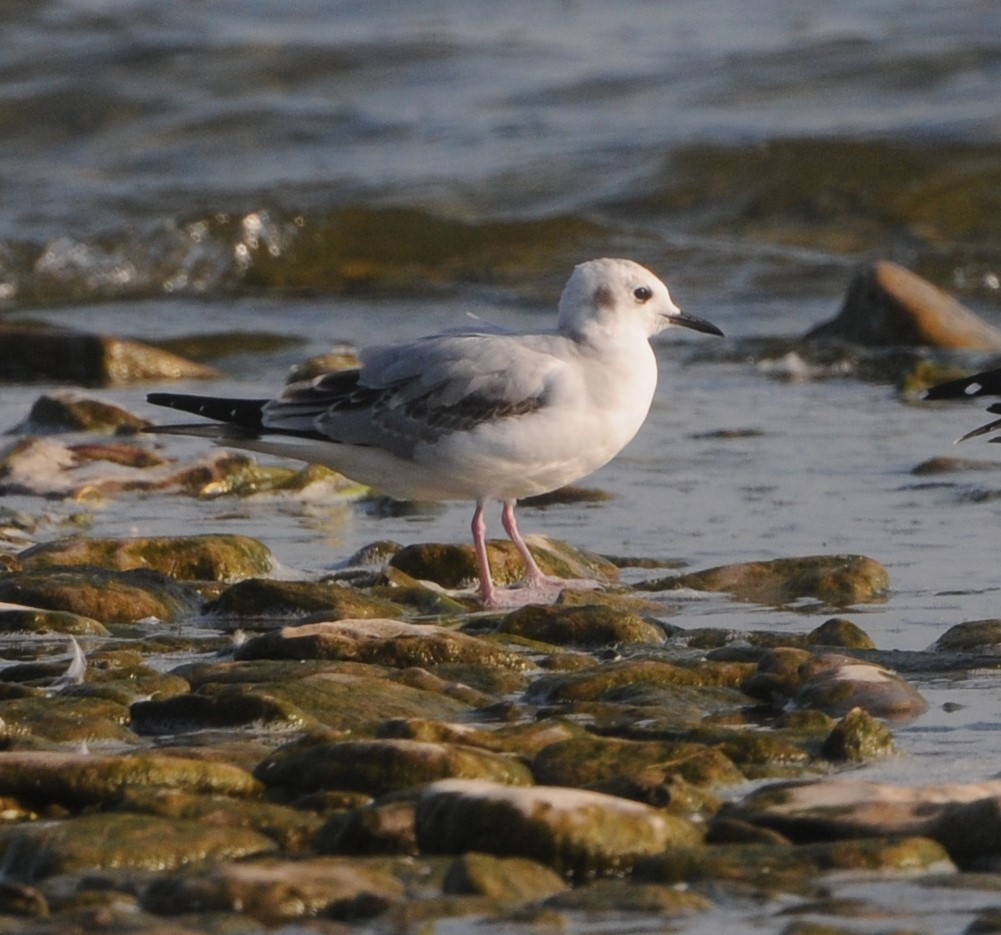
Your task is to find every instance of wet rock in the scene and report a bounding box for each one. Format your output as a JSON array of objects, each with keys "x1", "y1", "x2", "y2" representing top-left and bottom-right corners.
[
  {"x1": 0, "y1": 751, "x2": 260, "y2": 811},
  {"x1": 317, "y1": 797, "x2": 419, "y2": 856},
  {"x1": 0, "y1": 880, "x2": 48, "y2": 917},
  {"x1": 806, "y1": 261, "x2": 1001, "y2": 350},
  {"x1": 0, "y1": 695, "x2": 137, "y2": 745},
  {"x1": 0, "y1": 605, "x2": 108, "y2": 636},
  {"x1": 0, "y1": 322, "x2": 221, "y2": 386},
  {"x1": 389, "y1": 536, "x2": 618, "y2": 591},
  {"x1": 132, "y1": 664, "x2": 474, "y2": 735},
  {"x1": 0, "y1": 567, "x2": 200, "y2": 623},
  {"x1": 65, "y1": 661, "x2": 190, "y2": 707},
  {"x1": 642, "y1": 554, "x2": 889, "y2": 606},
  {"x1": 717, "y1": 776, "x2": 1001, "y2": 869},
  {"x1": 416, "y1": 778, "x2": 698, "y2": 880},
  {"x1": 933, "y1": 619, "x2": 1001, "y2": 653},
  {"x1": 913, "y1": 455, "x2": 1001, "y2": 475},
  {"x1": 795, "y1": 654, "x2": 927, "y2": 719},
  {"x1": 236, "y1": 619, "x2": 532, "y2": 671},
  {"x1": 0, "y1": 434, "x2": 253, "y2": 498},
  {"x1": 443, "y1": 852, "x2": 568, "y2": 902},
  {"x1": 635, "y1": 837, "x2": 951, "y2": 893},
  {"x1": 286, "y1": 345, "x2": 360, "y2": 382},
  {"x1": 820, "y1": 706, "x2": 895, "y2": 762},
  {"x1": 130, "y1": 687, "x2": 313, "y2": 734},
  {"x1": 806, "y1": 617, "x2": 877, "y2": 650},
  {"x1": 207, "y1": 578, "x2": 404, "y2": 618},
  {"x1": 155, "y1": 330, "x2": 307, "y2": 363},
  {"x1": 7, "y1": 391, "x2": 150, "y2": 435},
  {"x1": 142, "y1": 856, "x2": 404, "y2": 923},
  {"x1": 255, "y1": 737, "x2": 532, "y2": 797},
  {"x1": 545, "y1": 878, "x2": 710, "y2": 915},
  {"x1": 497, "y1": 603, "x2": 665, "y2": 647},
  {"x1": 531, "y1": 734, "x2": 743, "y2": 798},
  {"x1": 117, "y1": 786, "x2": 322, "y2": 853},
  {"x1": 745, "y1": 649, "x2": 927, "y2": 719},
  {"x1": 0, "y1": 812, "x2": 275, "y2": 881},
  {"x1": 198, "y1": 460, "x2": 355, "y2": 498},
  {"x1": 526, "y1": 658, "x2": 702, "y2": 705},
  {"x1": 18, "y1": 533, "x2": 273, "y2": 582}
]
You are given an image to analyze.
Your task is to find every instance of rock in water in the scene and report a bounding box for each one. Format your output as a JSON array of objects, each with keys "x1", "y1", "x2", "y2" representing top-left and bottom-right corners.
[{"x1": 806, "y1": 261, "x2": 1001, "y2": 350}]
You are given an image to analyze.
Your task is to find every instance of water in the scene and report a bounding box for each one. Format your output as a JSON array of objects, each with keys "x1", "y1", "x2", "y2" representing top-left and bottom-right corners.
[{"x1": 3, "y1": 2, "x2": 1001, "y2": 932}]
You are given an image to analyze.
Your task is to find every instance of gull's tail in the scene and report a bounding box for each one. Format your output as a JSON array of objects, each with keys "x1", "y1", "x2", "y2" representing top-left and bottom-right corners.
[{"x1": 146, "y1": 392, "x2": 268, "y2": 439}]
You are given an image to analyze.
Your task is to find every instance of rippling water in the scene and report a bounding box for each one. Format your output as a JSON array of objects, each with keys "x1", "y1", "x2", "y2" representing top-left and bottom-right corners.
[{"x1": 3, "y1": 3, "x2": 1001, "y2": 932}]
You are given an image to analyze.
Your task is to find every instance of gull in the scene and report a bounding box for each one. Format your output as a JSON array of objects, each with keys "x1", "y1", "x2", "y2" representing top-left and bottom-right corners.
[
  {"x1": 146, "y1": 257, "x2": 723, "y2": 606},
  {"x1": 923, "y1": 367, "x2": 1001, "y2": 442}
]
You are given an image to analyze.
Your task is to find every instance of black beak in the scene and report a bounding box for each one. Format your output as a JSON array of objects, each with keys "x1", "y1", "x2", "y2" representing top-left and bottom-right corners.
[{"x1": 670, "y1": 309, "x2": 724, "y2": 337}]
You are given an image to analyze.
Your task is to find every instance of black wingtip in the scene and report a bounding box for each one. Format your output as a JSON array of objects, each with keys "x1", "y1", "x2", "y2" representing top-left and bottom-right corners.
[
  {"x1": 923, "y1": 367, "x2": 1001, "y2": 401},
  {"x1": 146, "y1": 392, "x2": 267, "y2": 431}
]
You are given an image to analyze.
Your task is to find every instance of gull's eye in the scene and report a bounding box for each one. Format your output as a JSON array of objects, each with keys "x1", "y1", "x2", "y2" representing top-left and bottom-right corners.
[{"x1": 633, "y1": 285, "x2": 653, "y2": 303}]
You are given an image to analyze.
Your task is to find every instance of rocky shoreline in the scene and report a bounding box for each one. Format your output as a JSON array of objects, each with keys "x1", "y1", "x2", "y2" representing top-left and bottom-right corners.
[
  {"x1": 1, "y1": 261, "x2": 1001, "y2": 931},
  {"x1": 1, "y1": 496, "x2": 1001, "y2": 932}
]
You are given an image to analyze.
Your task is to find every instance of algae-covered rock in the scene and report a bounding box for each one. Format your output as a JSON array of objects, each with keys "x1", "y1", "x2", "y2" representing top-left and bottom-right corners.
[
  {"x1": 255, "y1": 738, "x2": 532, "y2": 797},
  {"x1": 0, "y1": 567, "x2": 199, "y2": 623},
  {"x1": 0, "y1": 812, "x2": 275, "y2": 881},
  {"x1": 207, "y1": 578, "x2": 404, "y2": 618},
  {"x1": 142, "y1": 856, "x2": 404, "y2": 923},
  {"x1": 806, "y1": 261, "x2": 1001, "y2": 350},
  {"x1": 531, "y1": 734, "x2": 743, "y2": 794},
  {"x1": 0, "y1": 695, "x2": 137, "y2": 745},
  {"x1": 0, "y1": 751, "x2": 260, "y2": 810},
  {"x1": 117, "y1": 786, "x2": 323, "y2": 854},
  {"x1": 416, "y1": 778, "x2": 699, "y2": 880},
  {"x1": 0, "y1": 606, "x2": 108, "y2": 636},
  {"x1": 634, "y1": 837, "x2": 951, "y2": 893},
  {"x1": 236, "y1": 619, "x2": 531, "y2": 671},
  {"x1": 18, "y1": 533, "x2": 273, "y2": 582},
  {"x1": 717, "y1": 776, "x2": 1001, "y2": 869},
  {"x1": 795, "y1": 654, "x2": 927, "y2": 719},
  {"x1": 317, "y1": 798, "x2": 419, "y2": 856},
  {"x1": 525, "y1": 658, "x2": 700, "y2": 704},
  {"x1": 642, "y1": 554, "x2": 889, "y2": 606},
  {"x1": 9, "y1": 391, "x2": 151, "y2": 435},
  {"x1": 497, "y1": 603, "x2": 664, "y2": 647},
  {"x1": 933, "y1": 619, "x2": 1001, "y2": 653},
  {"x1": 389, "y1": 536, "x2": 618, "y2": 591},
  {"x1": 745, "y1": 650, "x2": 927, "y2": 719},
  {"x1": 130, "y1": 685, "x2": 317, "y2": 734},
  {"x1": 545, "y1": 878, "x2": 710, "y2": 915},
  {"x1": 0, "y1": 323, "x2": 221, "y2": 386},
  {"x1": 820, "y1": 706, "x2": 895, "y2": 762},
  {"x1": 806, "y1": 617, "x2": 877, "y2": 650},
  {"x1": 0, "y1": 880, "x2": 47, "y2": 917},
  {"x1": 443, "y1": 852, "x2": 568, "y2": 902},
  {"x1": 133, "y1": 665, "x2": 474, "y2": 735}
]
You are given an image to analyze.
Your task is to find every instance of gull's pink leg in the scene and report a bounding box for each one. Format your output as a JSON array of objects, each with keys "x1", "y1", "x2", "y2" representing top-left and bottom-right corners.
[
  {"x1": 500, "y1": 499, "x2": 548, "y2": 587},
  {"x1": 471, "y1": 500, "x2": 497, "y2": 604},
  {"x1": 501, "y1": 498, "x2": 600, "y2": 600}
]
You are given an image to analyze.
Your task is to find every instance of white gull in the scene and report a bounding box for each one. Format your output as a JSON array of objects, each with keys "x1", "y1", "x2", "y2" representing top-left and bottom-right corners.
[{"x1": 147, "y1": 257, "x2": 723, "y2": 606}]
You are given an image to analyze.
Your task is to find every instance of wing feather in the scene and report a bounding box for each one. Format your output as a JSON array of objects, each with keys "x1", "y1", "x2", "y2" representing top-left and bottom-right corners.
[{"x1": 261, "y1": 332, "x2": 560, "y2": 456}]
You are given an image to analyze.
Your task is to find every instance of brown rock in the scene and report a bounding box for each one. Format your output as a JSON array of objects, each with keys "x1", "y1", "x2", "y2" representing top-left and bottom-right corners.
[
  {"x1": 0, "y1": 323, "x2": 221, "y2": 386},
  {"x1": 806, "y1": 261, "x2": 1001, "y2": 349},
  {"x1": 644, "y1": 554, "x2": 889, "y2": 606}
]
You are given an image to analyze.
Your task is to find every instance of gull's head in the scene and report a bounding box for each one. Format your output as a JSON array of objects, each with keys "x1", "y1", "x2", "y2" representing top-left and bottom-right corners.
[{"x1": 557, "y1": 258, "x2": 723, "y2": 343}]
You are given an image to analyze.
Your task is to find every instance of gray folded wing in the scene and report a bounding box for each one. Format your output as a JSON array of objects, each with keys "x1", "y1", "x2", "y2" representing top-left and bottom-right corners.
[{"x1": 261, "y1": 331, "x2": 558, "y2": 457}]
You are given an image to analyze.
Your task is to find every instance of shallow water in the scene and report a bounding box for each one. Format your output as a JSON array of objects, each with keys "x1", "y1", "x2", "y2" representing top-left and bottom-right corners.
[{"x1": 3, "y1": 2, "x2": 1001, "y2": 932}]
